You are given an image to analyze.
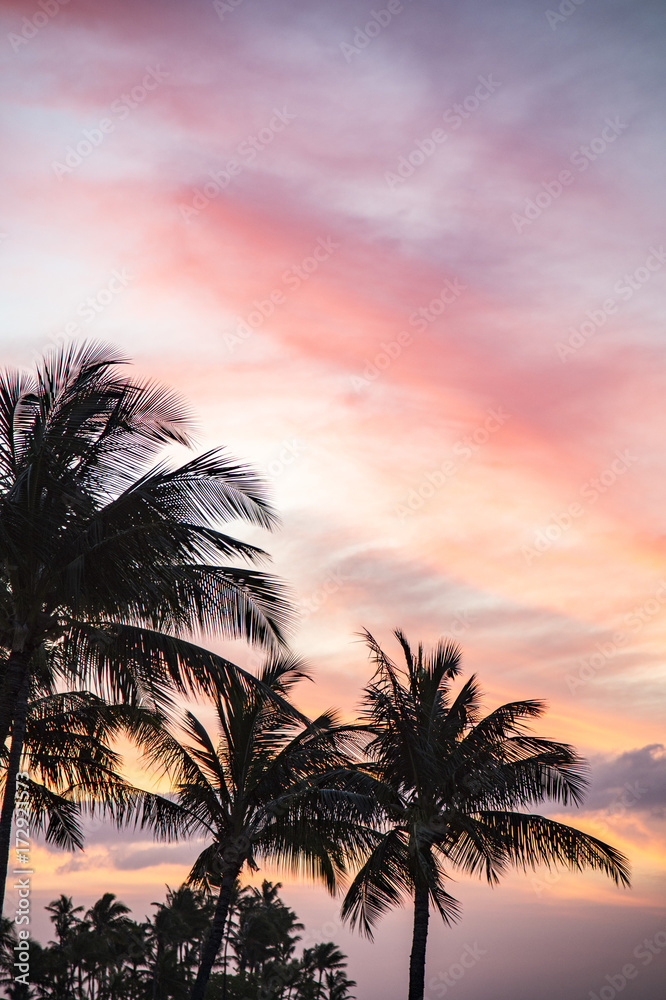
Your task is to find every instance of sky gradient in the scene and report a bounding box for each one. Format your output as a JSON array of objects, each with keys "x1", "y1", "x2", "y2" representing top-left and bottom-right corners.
[{"x1": 1, "y1": 0, "x2": 665, "y2": 996}]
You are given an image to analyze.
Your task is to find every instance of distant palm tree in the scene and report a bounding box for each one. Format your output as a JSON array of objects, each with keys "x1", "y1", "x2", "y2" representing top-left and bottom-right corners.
[
  {"x1": 302, "y1": 942, "x2": 346, "y2": 998},
  {"x1": 84, "y1": 893, "x2": 134, "y2": 995},
  {"x1": 233, "y1": 880, "x2": 303, "y2": 976},
  {"x1": 0, "y1": 341, "x2": 292, "y2": 912},
  {"x1": 278, "y1": 958, "x2": 303, "y2": 1000},
  {"x1": 146, "y1": 884, "x2": 214, "y2": 997},
  {"x1": 342, "y1": 630, "x2": 631, "y2": 1000},
  {"x1": 46, "y1": 894, "x2": 84, "y2": 944},
  {"x1": 138, "y1": 654, "x2": 371, "y2": 1000},
  {"x1": 44, "y1": 894, "x2": 84, "y2": 999},
  {"x1": 324, "y1": 969, "x2": 356, "y2": 1000}
]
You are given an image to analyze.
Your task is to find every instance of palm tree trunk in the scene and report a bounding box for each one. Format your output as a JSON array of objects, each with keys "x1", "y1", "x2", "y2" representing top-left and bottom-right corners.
[
  {"x1": 152, "y1": 940, "x2": 162, "y2": 1000},
  {"x1": 0, "y1": 646, "x2": 32, "y2": 753},
  {"x1": 221, "y1": 911, "x2": 233, "y2": 1000},
  {"x1": 0, "y1": 672, "x2": 30, "y2": 918},
  {"x1": 190, "y1": 865, "x2": 241, "y2": 1000},
  {"x1": 408, "y1": 885, "x2": 430, "y2": 1000}
]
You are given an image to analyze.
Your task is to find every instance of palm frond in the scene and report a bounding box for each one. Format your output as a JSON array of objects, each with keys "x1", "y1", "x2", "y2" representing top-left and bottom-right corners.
[
  {"x1": 476, "y1": 811, "x2": 631, "y2": 886},
  {"x1": 340, "y1": 829, "x2": 413, "y2": 937}
]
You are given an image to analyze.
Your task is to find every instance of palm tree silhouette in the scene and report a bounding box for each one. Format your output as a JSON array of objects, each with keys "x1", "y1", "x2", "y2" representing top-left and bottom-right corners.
[
  {"x1": 9, "y1": 883, "x2": 357, "y2": 999},
  {"x1": 79, "y1": 893, "x2": 134, "y2": 999},
  {"x1": 147, "y1": 884, "x2": 214, "y2": 997},
  {"x1": 44, "y1": 894, "x2": 84, "y2": 998},
  {"x1": 0, "y1": 341, "x2": 292, "y2": 913},
  {"x1": 233, "y1": 880, "x2": 303, "y2": 976},
  {"x1": 0, "y1": 916, "x2": 45, "y2": 999},
  {"x1": 137, "y1": 653, "x2": 370, "y2": 1000},
  {"x1": 324, "y1": 969, "x2": 357, "y2": 1000},
  {"x1": 342, "y1": 630, "x2": 631, "y2": 1000},
  {"x1": 302, "y1": 941, "x2": 346, "y2": 998}
]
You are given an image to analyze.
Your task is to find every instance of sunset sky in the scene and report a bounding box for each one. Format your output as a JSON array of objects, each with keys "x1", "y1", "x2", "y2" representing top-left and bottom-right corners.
[{"x1": 1, "y1": 0, "x2": 666, "y2": 995}]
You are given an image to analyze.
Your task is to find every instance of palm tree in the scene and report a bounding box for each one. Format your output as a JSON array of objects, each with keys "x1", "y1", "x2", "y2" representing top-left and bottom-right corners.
[
  {"x1": 302, "y1": 942, "x2": 346, "y2": 999},
  {"x1": 0, "y1": 340, "x2": 292, "y2": 912},
  {"x1": 234, "y1": 881, "x2": 301, "y2": 975},
  {"x1": 138, "y1": 654, "x2": 372, "y2": 1000},
  {"x1": 146, "y1": 884, "x2": 215, "y2": 997},
  {"x1": 229, "y1": 879, "x2": 304, "y2": 997},
  {"x1": 0, "y1": 683, "x2": 118, "y2": 900},
  {"x1": 44, "y1": 894, "x2": 84, "y2": 999},
  {"x1": 341, "y1": 630, "x2": 631, "y2": 1000},
  {"x1": 71, "y1": 893, "x2": 138, "y2": 1000},
  {"x1": 323, "y1": 970, "x2": 356, "y2": 1000},
  {"x1": 46, "y1": 894, "x2": 84, "y2": 943}
]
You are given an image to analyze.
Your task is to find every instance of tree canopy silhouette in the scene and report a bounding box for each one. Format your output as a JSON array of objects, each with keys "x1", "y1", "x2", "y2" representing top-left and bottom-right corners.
[{"x1": 341, "y1": 630, "x2": 631, "y2": 1000}]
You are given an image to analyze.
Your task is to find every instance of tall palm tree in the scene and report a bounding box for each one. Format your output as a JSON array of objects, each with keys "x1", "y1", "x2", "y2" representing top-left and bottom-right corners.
[
  {"x1": 341, "y1": 630, "x2": 631, "y2": 1000},
  {"x1": 44, "y1": 895, "x2": 85, "y2": 1000},
  {"x1": 0, "y1": 340, "x2": 292, "y2": 912},
  {"x1": 46, "y1": 894, "x2": 84, "y2": 944},
  {"x1": 138, "y1": 654, "x2": 372, "y2": 1000}
]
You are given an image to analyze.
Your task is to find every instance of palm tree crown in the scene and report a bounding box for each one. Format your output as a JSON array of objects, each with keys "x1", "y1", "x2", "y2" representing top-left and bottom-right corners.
[
  {"x1": 342, "y1": 630, "x2": 631, "y2": 1000},
  {"x1": 0, "y1": 341, "x2": 293, "y2": 914},
  {"x1": 140, "y1": 654, "x2": 371, "y2": 1000},
  {"x1": 0, "y1": 340, "x2": 291, "y2": 723}
]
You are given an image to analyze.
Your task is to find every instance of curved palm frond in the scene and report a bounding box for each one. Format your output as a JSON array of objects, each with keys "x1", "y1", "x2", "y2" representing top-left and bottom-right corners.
[
  {"x1": 340, "y1": 828, "x2": 413, "y2": 937},
  {"x1": 472, "y1": 810, "x2": 631, "y2": 885}
]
